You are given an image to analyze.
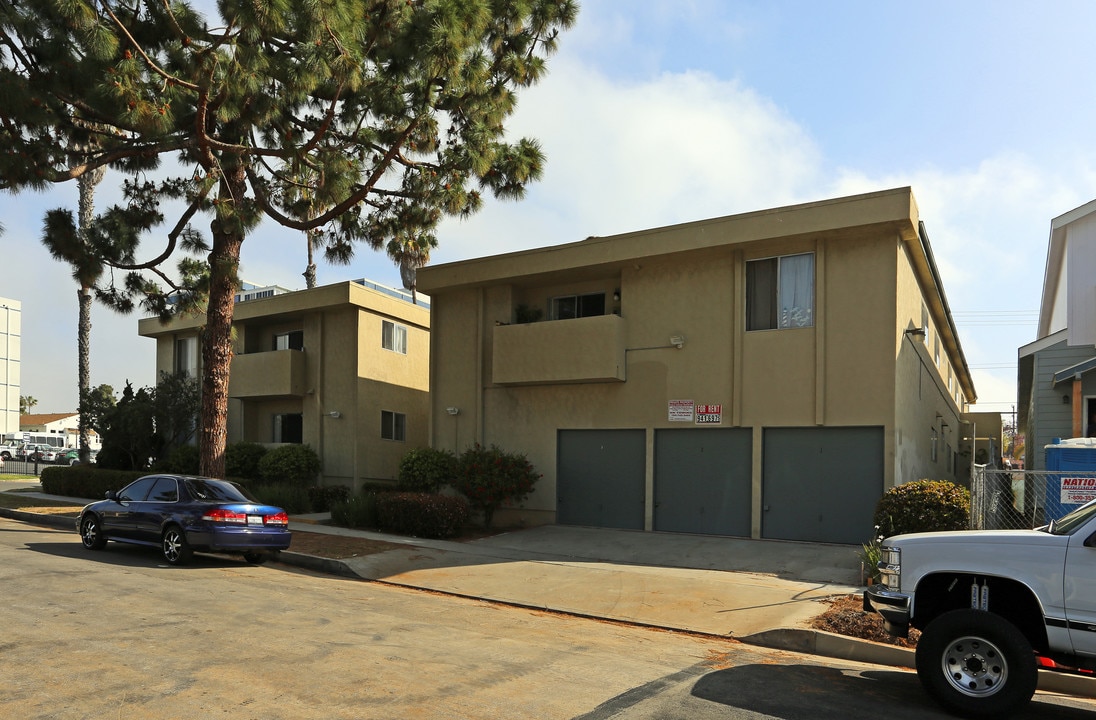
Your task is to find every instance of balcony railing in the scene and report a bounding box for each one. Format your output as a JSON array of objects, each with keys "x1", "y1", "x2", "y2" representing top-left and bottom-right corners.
[
  {"x1": 492, "y1": 314, "x2": 626, "y2": 385},
  {"x1": 229, "y1": 349, "x2": 307, "y2": 399}
]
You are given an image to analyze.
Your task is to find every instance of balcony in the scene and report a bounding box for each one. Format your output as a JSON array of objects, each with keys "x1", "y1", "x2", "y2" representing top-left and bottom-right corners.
[
  {"x1": 493, "y1": 314, "x2": 626, "y2": 385},
  {"x1": 229, "y1": 349, "x2": 307, "y2": 399}
]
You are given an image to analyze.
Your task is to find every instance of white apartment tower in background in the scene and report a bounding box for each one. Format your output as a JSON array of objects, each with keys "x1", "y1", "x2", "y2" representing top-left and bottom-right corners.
[{"x1": 0, "y1": 297, "x2": 20, "y2": 435}]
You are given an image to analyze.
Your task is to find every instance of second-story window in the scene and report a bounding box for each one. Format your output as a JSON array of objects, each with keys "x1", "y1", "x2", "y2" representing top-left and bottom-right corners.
[
  {"x1": 273, "y1": 330, "x2": 304, "y2": 350},
  {"x1": 550, "y1": 292, "x2": 605, "y2": 320},
  {"x1": 382, "y1": 321, "x2": 408, "y2": 354},
  {"x1": 746, "y1": 253, "x2": 814, "y2": 330},
  {"x1": 174, "y1": 336, "x2": 198, "y2": 377}
]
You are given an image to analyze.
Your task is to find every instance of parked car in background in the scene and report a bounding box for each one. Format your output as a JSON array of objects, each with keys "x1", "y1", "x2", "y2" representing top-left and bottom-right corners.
[
  {"x1": 58, "y1": 449, "x2": 97, "y2": 465},
  {"x1": 0, "y1": 441, "x2": 22, "y2": 460},
  {"x1": 16, "y1": 444, "x2": 56, "y2": 461},
  {"x1": 76, "y1": 474, "x2": 292, "y2": 566}
]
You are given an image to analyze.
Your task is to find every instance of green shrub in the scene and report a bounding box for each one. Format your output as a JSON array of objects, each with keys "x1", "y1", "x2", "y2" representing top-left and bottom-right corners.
[
  {"x1": 158, "y1": 444, "x2": 200, "y2": 475},
  {"x1": 251, "y1": 482, "x2": 313, "y2": 514},
  {"x1": 41, "y1": 465, "x2": 146, "y2": 499},
  {"x1": 331, "y1": 493, "x2": 379, "y2": 529},
  {"x1": 397, "y1": 447, "x2": 457, "y2": 493},
  {"x1": 376, "y1": 492, "x2": 470, "y2": 538},
  {"x1": 873, "y1": 479, "x2": 970, "y2": 538},
  {"x1": 258, "y1": 444, "x2": 321, "y2": 486},
  {"x1": 307, "y1": 484, "x2": 351, "y2": 513},
  {"x1": 225, "y1": 442, "x2": 268, "y2": 480},
  {"x1": 453, "y1": 443, "x2": 540, "y2": 529}
]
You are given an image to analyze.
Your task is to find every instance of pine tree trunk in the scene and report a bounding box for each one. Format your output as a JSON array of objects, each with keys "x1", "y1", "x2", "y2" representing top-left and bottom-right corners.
[{"x1": 198, "y1": 170, "x2": 246, "y2": 479}]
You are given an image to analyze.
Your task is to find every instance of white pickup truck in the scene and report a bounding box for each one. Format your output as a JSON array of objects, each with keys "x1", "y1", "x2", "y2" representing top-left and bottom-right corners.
[{"x1": 864, "y1": 499, "x2": 1096, "y2": 717}]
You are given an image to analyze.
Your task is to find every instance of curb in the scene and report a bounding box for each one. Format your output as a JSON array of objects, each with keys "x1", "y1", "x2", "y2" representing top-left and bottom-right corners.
[{"x1": 0, "y1": 506, "x2": 78, "y2": 531}]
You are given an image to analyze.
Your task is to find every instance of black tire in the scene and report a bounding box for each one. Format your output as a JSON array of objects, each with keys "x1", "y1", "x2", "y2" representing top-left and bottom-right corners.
[
  {"x1": 161, "y1": 525, "x2": 194, "y2": 566},
  {"x1": 915, "y1": 609, "x2": 1038, "y2": 718},
  {"x1": 79, "y1": 515, "x2": 107, "y2": 550},
  {"x1": 243, "y1": 552, "x2": 269, "y2": 565}
]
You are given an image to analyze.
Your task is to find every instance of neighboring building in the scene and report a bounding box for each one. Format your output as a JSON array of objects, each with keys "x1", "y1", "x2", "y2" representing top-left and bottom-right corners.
[
  {"x1": 16, "y1": 412, "x2": 101, "y2": 450},
  {"x1": 138, "y1": 278, "x2": 430, "y2": 490},
  {"x1": 0, "y1": 296, "x2": 19, "y2": 436},
  {"x1": 1019, "y1": 198, "x2": 1096, "y2": 470},
  {"x1": 416, "y1": 187, "x2": 977, "y2": 545}
]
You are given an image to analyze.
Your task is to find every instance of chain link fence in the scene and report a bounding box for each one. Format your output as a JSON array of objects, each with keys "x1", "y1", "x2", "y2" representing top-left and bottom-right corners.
[{"x1": 970, "y1": 465, "x2": 1096, "y2": 530}]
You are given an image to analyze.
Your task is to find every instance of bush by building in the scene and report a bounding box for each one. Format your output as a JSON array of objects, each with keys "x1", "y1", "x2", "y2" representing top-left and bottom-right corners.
[{"x1": 873, "y1": 479, "x2": 970, "y2": 538}]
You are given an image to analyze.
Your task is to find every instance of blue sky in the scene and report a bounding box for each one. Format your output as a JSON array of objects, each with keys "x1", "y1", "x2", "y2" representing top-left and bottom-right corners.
[{"x1": 4, "y1": 0, "x2": 1094, "y2": 419}]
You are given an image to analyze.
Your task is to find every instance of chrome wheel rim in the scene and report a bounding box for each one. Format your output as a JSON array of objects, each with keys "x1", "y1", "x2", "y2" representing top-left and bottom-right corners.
[
  {"x1": 941, "y1": 634, "x2": 1008, "y2": 697},
  {"x1": 163, "y1": 530, "x2": 183, "y2": 563},
  {"x1": 81, "y1": 519, "x2": 99, "y2": 548}
]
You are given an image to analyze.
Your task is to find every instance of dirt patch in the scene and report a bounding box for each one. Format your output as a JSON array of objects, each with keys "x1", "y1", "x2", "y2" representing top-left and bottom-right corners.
[
  {"x1": 812, "y1": 593, "x2": 920, "y2": 647},
  {"x1": 286, "y1": 531, "x2": 408, "y2": 559}
]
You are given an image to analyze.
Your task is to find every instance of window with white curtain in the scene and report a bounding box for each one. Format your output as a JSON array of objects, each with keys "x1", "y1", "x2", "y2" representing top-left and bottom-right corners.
[
  {"x1": 746, "y1": 253, "x2": 814, "y2": 330},
  {"x1": 382, "y1": 321, "x2": 408, "y2": 354},
  {"x1": 174, "y1": 336, "x2": 198, "y2": 377}
]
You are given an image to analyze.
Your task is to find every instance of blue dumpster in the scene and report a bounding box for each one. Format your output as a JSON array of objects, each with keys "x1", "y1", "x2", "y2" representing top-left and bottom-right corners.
[{"x1": 1044, "y1": 438, "x2": 1096, "y2": 521}]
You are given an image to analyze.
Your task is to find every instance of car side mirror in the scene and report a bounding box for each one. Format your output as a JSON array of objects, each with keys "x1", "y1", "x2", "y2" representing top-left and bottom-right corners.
[
  {"x1": 105, "y1": 490, "x2": 118, "y2": 501},
  {"x1": 1085, "y1": 532, "x2": 1096, "y2": 548}
]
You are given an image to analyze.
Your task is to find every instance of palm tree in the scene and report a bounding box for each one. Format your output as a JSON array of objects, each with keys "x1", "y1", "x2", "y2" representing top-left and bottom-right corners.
[{"x1": 42, "y1": 138, "x2": 106, "y2": 463}]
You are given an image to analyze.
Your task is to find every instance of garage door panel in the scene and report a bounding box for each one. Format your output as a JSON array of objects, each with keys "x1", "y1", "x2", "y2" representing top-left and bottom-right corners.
[
  {"x1": 762, "y1": 427, "x2": 883, "y2": 545},
  {"x1": 653, "y1": 428, "x2": 751, "y2": 537},
  {"x1": 557, "y1": 429, "x2": 645, "y2": 530}
]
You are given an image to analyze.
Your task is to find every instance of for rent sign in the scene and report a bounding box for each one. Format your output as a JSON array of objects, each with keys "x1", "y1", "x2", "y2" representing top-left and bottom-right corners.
[{"x1": 1061, "y1": 477, "x2": 1096, "y2": 505}]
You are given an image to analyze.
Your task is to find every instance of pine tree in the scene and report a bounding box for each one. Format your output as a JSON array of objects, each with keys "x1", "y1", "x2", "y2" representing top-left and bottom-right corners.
[{"x1": 0, "y1": 0, "x2": 577, "y2": 477}]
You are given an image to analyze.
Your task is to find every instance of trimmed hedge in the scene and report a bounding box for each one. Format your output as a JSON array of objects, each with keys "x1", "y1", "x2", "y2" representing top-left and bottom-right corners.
[
  {"x1": 259, "y1": 444, "x2": 321, "y2": 486},
  {"x1": 330, "y1": 493, "x2": 379, "y2": 529},
  {"x1": 873, "y1": 479, "x2": 970, "y2": 538},
  {"x1": 307, "y1": 485, "x2": 351, "y2": 513},
  {"x1": 375, "y1": 492, "x2": 470, "y2": 539},
  {"x1": 397, "y1": 447, "x2": 457, "y2": 493},
  {"x1": 40, "y1": 465, "x2": 146, "y2": 500}
]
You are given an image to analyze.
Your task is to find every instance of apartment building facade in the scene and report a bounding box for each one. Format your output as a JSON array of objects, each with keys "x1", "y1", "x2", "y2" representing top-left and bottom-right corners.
[
  {"x1": 417, "y1": 187, "x2": 976, "y2": 544},
  {"x1": 138, "y1": 279, "x2": 430, "y2": 489}
]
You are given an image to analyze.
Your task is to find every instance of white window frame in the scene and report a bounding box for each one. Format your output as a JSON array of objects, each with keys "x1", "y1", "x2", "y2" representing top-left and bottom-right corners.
[
  {"x1": 273, "y1": 330, "x2": 304, "y2": 351},
  {"x1": 175, "y1": 336, "x2": 198, "y2": 377},
  {"x1": 745, "y1": 252, "x2": 814, "y2": 331},
  {"x1": 382, "y1": 321, "x2": 408, "y2": 354},
  {"x1": 549, "y1": 292, "x2": 606, "y2": 321}
]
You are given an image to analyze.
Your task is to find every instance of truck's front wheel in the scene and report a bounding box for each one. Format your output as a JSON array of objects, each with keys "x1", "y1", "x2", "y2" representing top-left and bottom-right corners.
[{"x1": 915, "y1": 609, "x2": 1037, "y2": 718}]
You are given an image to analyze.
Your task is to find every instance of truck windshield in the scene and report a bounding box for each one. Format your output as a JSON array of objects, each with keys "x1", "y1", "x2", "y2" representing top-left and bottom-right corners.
[{"x1": 1049, "y1": 499, "x2": 1096, "y2": 535}]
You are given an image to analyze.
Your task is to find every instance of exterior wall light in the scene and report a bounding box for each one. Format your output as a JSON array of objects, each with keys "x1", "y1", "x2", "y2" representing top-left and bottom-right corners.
[
  {"x1": 326, "y1": 411, "x2": 341, "y2": 419},
  {"x1": 670, "y1": 335, "x2": 685, "y2": 349},
  {"x1": 446, "y1": 407, "x2": 460, "y2": 416}
]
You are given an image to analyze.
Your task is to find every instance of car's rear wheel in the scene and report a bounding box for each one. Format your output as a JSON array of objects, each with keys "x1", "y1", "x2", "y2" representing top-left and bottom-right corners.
[
  {"x1": 161, "y1": 525, "x2": 193, "y2": 566},
  {"x1": 79, "y1": 515, "x2": 107, "y2": 550},
  {"x1": 915, "y1": 609, "x2": 1037, "y2": 718},
  {"x1": 243, "y1": 552, "x2": 269, "y2": 565}
]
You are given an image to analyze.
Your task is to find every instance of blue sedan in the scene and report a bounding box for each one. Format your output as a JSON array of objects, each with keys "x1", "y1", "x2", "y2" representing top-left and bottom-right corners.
[{"x1": 76, "y1": 474, "x2": 292, "y2": 565}]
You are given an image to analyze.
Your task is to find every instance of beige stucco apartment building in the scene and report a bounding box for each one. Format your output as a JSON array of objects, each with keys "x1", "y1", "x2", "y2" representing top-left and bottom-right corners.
[
  {"x1": 138, "y1": 279, "x2": 429, "y2": 489},
  {"x1": 416, "y1": 187, "x2": 977, "y2": 544}
]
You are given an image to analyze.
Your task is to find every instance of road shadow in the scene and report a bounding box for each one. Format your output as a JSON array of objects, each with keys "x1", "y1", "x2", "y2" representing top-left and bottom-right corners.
[
  {"x1": 21, "y1": 537, "x2": 255, "y2": 571},
  {"x1": 689, "y1": 664, "x2": 1096, "y2": 719}
]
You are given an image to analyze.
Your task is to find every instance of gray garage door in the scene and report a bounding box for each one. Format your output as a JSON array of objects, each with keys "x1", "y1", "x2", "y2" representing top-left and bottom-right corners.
[
  {"x1": 653, "y1": 428, "x2": 752, "y2": 537},
  {"x1": 557, "y1": 429, "x2": 645, "y2": 530},
  {"x1": 761, "y1": 426, "x2": 883, "y2": 544}
]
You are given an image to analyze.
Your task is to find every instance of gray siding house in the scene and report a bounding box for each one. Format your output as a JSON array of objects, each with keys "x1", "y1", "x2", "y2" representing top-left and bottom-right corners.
[{"x1": 1019, "y1": 198, "x2": 1096, "y2": 470}]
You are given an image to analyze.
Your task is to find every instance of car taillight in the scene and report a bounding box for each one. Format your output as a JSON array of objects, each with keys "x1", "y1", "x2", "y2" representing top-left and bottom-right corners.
[
  {"x1": 202, "y1": 508, "x2": 248, "y2": 524},
  {"x1": 264, "y1": 512, "x2": 289, "y2": 526}
]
